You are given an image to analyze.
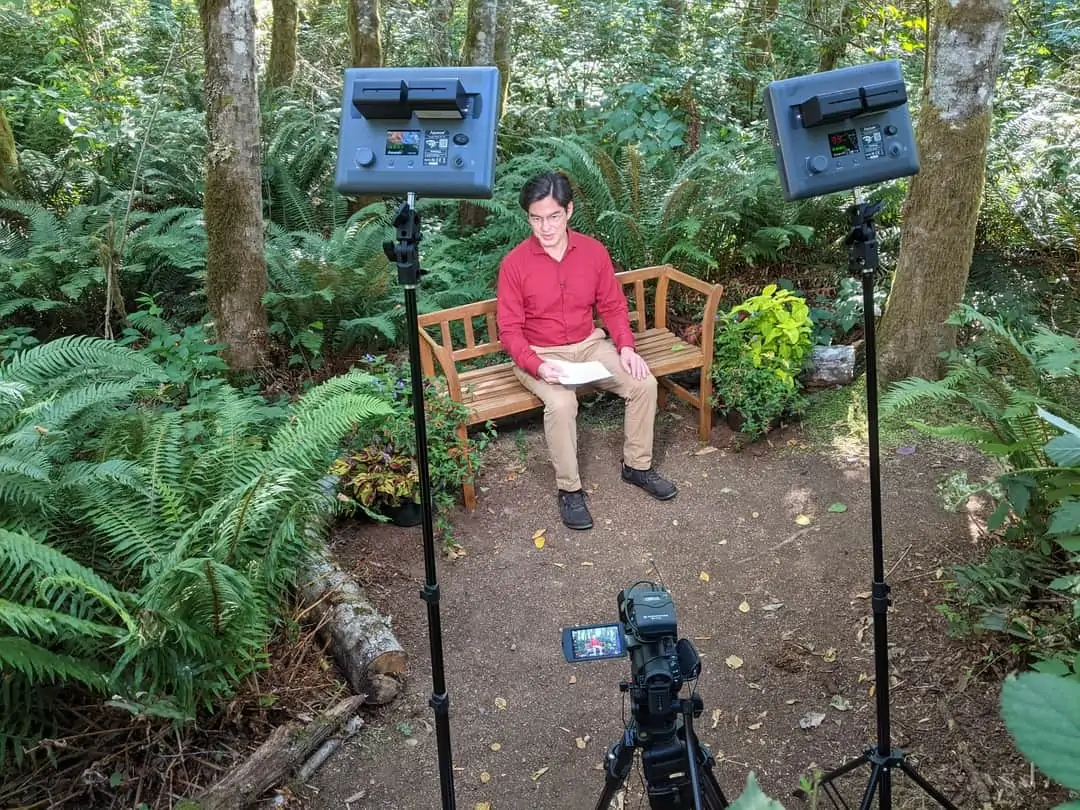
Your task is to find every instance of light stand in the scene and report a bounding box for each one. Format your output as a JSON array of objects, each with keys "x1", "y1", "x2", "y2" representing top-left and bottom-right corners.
[
  {"x1": 383, "y1": 192, "x2": 457, "y2": 810},
  {"x1": 800, "y1": 201, "x2": 959, "y2": 810}
]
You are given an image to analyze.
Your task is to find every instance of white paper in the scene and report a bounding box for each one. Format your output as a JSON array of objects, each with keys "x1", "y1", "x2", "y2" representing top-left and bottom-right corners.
[{"x1": 556, "y1": 360, "x2": 613, "y2": 386}]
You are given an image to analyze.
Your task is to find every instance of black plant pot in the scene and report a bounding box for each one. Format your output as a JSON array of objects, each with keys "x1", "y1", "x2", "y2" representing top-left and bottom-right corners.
[{"x1": 382, "y1": 499, "x2": 422, "y2": 527}]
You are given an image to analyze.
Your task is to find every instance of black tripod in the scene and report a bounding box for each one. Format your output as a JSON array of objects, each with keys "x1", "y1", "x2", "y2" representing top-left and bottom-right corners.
[
  {"x1": 595, "y1": 695, "x2": 729, "y2": 810},
  {"x1": 801, "y1": 202, "x2": 959, "y2": 810},
  {"x1": 383, "y1": 194, "x2": 457, "y2": 810}
]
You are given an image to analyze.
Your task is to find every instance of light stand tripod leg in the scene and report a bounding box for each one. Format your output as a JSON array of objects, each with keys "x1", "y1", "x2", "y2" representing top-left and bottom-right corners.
[
  {"x1": 594, "y1": 729, "x2": 637, "y2": 810},
  {"x1": 388, "y1": 193, "x2": 457, "y2": 810},
  {"x1": 803, "y1": 201, "x2": 958, "y2": 810}
]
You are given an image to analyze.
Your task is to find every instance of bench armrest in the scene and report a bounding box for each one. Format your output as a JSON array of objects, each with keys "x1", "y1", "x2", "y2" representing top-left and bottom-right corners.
[
  {"x1": 655, "y1": 266, "x2": 724, "y2": 369},
  {"x1": 418, "y1": 328, "x2": 464, "y2": 402}
]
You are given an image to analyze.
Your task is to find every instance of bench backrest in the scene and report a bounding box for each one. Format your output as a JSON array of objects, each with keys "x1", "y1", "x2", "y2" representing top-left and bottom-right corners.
[{"x1": 416, "y1": 264, "x2": 686, "y2": 367}]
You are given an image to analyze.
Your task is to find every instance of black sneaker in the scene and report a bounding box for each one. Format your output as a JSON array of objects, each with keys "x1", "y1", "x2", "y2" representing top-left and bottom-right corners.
[
  {"x1": 558, "y1": 489, "x2": 593, "y2": 530},
  {"x1": 621, "y1": 464, "x2": 678, "y2": 501}
]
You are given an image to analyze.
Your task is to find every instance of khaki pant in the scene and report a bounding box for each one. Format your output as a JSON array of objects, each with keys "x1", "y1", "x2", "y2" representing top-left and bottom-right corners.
[{"x1": 512, "y1": 328, "x2": 657, "y2": 492}]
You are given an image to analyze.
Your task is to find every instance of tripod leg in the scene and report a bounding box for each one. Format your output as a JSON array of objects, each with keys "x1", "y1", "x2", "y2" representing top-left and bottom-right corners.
[
  {"x1": 856, "y1": 760, "x2": 885, "y2": 810},
  {"x1": 594, "y1": 734, "x2": 636, "y2": 810},
  {"x1": 700, "y1": 766, "x2": 729, "y2": 810},
  {"x1": 797, "y1": 753, "x2": 868, "y2": 800},
  {"x1": 897, "y1": 760, "x2": 960, "y2": 810}
]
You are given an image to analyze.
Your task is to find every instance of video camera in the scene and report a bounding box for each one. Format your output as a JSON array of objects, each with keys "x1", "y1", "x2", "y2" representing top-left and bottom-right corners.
[{"x1": 563, "y1": 583, "x2": 727, "y2": 809}]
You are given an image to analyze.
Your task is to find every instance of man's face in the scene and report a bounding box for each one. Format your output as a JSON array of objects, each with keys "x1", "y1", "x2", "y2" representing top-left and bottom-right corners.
[{"x1": 527, "y1": 195, "x2": 573, "y2": 250}]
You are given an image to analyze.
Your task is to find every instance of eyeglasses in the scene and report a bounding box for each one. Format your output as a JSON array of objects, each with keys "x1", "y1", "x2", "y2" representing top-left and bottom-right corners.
[{"x1": 527, "y1": 210, "x2": 566, "y2": 227}]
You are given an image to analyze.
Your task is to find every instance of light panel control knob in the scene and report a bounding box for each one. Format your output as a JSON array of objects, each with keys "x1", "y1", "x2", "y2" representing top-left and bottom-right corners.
[
  {"x1": 888, "y1": 143, "x2": 903, "y2": 157},
  {"x1": 355, "y1": 147, "x2": 375, "y2": 168},
  {"x1": 808, "y1": 154, "x2": 829, "y2": 174}
]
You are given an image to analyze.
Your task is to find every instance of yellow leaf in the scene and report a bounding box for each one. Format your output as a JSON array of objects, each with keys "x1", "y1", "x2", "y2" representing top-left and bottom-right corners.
[
  {"x1": 530, "y1": 766, "x2": 549, "y2": 781},
  {"x1": 534, "y1": 536, "x2": 545, "y2": 549},
  {"x1": 568, "y1": 675, "x2": 577, "y2": 684},
  {"x1": 869, "y1": 684, "x2": 877, "y2": 697},
  {"x1": 494, "y1": 697, "x2": 507, "y2": 711},
  {"x1": 532, "y1": 528, "x2": 546, "y2": 541},
  {"x1": 575, "y1": 737, "x2": 587, "y2": 749},
  {"x1": 710, "y1": 709, "x2": 721, "y2": 728},
  {"x1": 795, "y1": 514, "x2": 812, "y2": 526},
  {"x1": 725, "y1": 655, "x2": 744, "y2": 670},
  {"x1": 823, "y1": 648, "x2": 838, "y2": 663},
  {"x1": 480, "y1": 771, "x2": 492, "y2": 784},
  {"x1": 699, "y1": 571, "x2": 711, "y2": 583},
  {"x1": 581, "y1": 561, "x2": 594, "y2": 567},
  {"x1": 475, "y1": 804, "x2": 491, "y2": 810},
  {"x1": 738, "y1": 600, "x2": 750, "y2": 613},
  {"x1": 490, "y1": 742, "x2": 502, "y2": 751},
  {"x1": 748, "y1": 722, "x2": 762, "y2": 730}
]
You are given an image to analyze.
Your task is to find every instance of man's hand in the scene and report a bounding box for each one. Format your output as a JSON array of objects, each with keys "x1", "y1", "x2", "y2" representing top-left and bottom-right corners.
[
  {"x1": 620, "y1": 347, "x2": 649, "y2": 380},
  {"x1": 537, "y1": 361, "x2": 564, "y2": 384}
]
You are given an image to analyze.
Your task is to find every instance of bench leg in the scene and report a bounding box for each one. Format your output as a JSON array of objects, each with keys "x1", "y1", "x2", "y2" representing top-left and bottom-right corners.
[
  {"x1": 657, "y1": 383, "x2": 668, "y2": 412},
  {"x1": 698, "y1": 368, "x2": 713, "y2": 442},
  {"x1": 457, "y1": 423, "x2": 478, "y2": 511}
]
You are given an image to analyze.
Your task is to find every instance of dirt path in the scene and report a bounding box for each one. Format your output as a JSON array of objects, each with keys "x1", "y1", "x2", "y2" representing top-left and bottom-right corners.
[{"x1": 302, "y1": 408, "x2": 1059, "y2": 809}]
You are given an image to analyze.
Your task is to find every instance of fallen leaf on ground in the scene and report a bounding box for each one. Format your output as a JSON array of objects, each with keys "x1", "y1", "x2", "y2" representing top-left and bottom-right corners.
[
  {"x1": 480, "y1": 772, "x2": 491, "y2": 784},
  {"x1": 828, "y1": 502, "x2": 848, "y2": 513},
  {"x1": 694, "y1": 446, "x2": 718, "y2": 456},
  {"x1": 490, "y1": 742, "x2": 501, "y2": 751},
  {"x1": 748, "y1": 722, "x2": 762, "y2": 730},
  {"x1": 494, "y1": 697, "x2": 507, "y2": 711},
  {"x1": 581, "y1": 561, "x2": 594, "y2": 567},
  {"x1": 475, "y1": 804, "x2": 491, "y2": 810},
  {"x1": 699, "y1": 571, "x2": 711, "y2": 583},
  {"x1": 532, "y1": 528, "x2": 546, "y2": 540},
  {"x1": 531, "y1": 767, "x2": 549, "y2": 781},
  {"x1": 725, "y1": 655, "x2": 744, "y2": 670},
  {"x1": 794, "y1": 514, "x2": 812, "y2": 526},
  {"x1": 738, "y1": 600, "x2": 750, "y2": 613},
  {"x1": 751, "y1": 511, "x2": 760, "y2": 518},
  {"x1": 822, "y1": 648, "x2": 838, "y2": 663},
  {"x1": 829, "y1": 695, "x2": 852, "y2": 711},
  {"x1": 711, "y1": 709, "x2": 721, "y2": 728},
  {"x1": 534, "y1": 536, "x2": 545, "y2": 549},
  {"x1": 553, "y1": 562, "x2": 566, "y2": 568},
  {"x1": 568, "y1": 675, "x2": 577, "y2": 684},
  {"x1": 799, "y1": 711, "x2": 826, "y2": 730},
  {"x1": 576, "y1": 737, "x2": 587, "y2": 749},
  {"x1": 761, "y1": 602, "x2": 784, "y2": 612}
]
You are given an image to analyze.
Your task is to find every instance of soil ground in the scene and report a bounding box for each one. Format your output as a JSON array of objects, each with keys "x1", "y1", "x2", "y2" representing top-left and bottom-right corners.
[{"x1": 300, "y1": 399, "x2": 1063, "y2": 810}]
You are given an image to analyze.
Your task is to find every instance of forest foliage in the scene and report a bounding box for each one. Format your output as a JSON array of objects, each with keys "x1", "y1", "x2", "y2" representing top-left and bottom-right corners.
[{"x1": 0, "y1": 0, "x2": 1079, "y2": 802}]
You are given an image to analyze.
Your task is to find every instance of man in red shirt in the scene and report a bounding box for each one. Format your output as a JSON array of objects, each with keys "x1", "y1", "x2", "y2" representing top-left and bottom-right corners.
[{"x1": 496, "y1": 172, "x2": 677, "y2": 530}]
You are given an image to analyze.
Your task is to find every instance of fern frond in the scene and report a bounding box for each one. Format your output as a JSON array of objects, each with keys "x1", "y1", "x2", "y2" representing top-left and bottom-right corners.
[
  {"x1": 2, "y1": 336, "x2": 163, "y2": 387},
  {"x1": 0, "y1": 636, "x2": 107, "y2": 689}
]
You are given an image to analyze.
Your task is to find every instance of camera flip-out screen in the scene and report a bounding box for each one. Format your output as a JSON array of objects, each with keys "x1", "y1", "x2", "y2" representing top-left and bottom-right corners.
[
  {"x1": 334, "y1": 66, "x2": 500, "y2": 199},
  {"x1": 561, "y1": 623, "x2": 627, "y2": 663},
  {"x1": 764, "y1": 60, "x2": 920, "y2": 200}
]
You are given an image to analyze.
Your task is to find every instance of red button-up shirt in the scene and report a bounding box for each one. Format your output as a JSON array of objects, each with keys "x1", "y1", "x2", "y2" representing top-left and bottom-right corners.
[{"x1": 496, "y1": 230, "x2": 635, "y2": 377}]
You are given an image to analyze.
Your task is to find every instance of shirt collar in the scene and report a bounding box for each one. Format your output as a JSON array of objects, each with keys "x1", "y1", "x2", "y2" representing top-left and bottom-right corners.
[{"x1": 529, "y1": 229, "x2": 578, "y2": 255}]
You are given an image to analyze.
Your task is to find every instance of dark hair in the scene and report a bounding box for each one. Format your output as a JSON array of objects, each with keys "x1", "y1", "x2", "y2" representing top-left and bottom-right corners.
[{"x1": 519, "y1": 171, "x2": 573, "y2": 211}]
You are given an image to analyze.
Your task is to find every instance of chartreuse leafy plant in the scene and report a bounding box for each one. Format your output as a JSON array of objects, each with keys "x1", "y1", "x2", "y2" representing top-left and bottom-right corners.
[
  {"x1": 0, "y1": 336, "x2": 393, "y2": 764},
  {"x1": 1001, "y1": 672, "x2": 1080, "y2": 810},
  {"x1": 731, "y1": 284, "x2": 814, "y2": 388}
]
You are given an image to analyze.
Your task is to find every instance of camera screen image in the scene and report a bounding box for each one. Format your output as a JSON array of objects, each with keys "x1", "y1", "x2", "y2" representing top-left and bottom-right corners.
[{"x1": 562, "y1": 623, "x2": 626, "y2": 662}]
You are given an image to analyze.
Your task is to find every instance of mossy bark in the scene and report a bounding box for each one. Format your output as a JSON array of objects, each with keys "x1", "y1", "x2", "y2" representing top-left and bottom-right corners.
[
  {"x1": 0, "y1": 104, "x2": 17, "y2": 194},
  {"x1": 348, "y1": 0, "x2": 382, "y2": 68},
  {"x1": 493, "y1": 0, "x2": 513, "y2": 119},
  {"x1": 458, "y1": 0, "x2": 499, "y2": 229},
  {"x1": 200, "y1": 0, "x2": 269, "y2": 371},
  {"x1": 266, "y1": 0, "x2": 298, "y2": 88},
  {"x1": 877, "y1": 0, "x2": 1010, "y2": 385}
]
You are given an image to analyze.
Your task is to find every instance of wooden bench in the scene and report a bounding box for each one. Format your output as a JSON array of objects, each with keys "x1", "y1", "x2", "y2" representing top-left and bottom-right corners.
[{"x1": 417, "y1": 264, "x2": 724, "y2": 510}]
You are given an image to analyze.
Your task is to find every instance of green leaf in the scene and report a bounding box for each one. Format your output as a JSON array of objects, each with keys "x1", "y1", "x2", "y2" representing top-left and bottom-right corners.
[
  {"x1": 828, "y1": 503, "x2": 847, "y2": 513},
  {"x1": 1049, "y1": 500, "x2": 1080, "y2": 536},
  {"x1": 728, "y1": 772, "x2": 786, "y2": 809},
  {"x1": 1046, "y1": 434, "x2": 1080, "y2": 466},
  {"x1": 1001, "y1": 672, "x2": 1080, "y2": 790},
  {"x1": 1054, "y1": 801, "x2": 1080, "y2": 810}
]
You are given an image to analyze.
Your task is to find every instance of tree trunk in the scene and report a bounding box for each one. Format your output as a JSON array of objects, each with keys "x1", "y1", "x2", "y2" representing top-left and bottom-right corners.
[
  {"x1": 0, "y1": 104, "x2": 16, "y2": 194},
  {"x1": 734, "y1": 0, "x2": 780, "y2": 124},
  {"x1": 877, "y1": 0, "x2": 1009, "y2": 385},
  {"x1": 651, "y1": 0, "x2": 686, "y2": 62},
  {"x1": 817, "y1": 0, "x2": 858, "y2": 73},
  {"x1": 458, "y1": 0, "x2": 498, "y2": 229},
  {"x1": 299, "y1": 551, "x2": 408, "y2": 701},
  {"x1": 267, "y1": 0, "x2": 299, "y2": 88},
  {"x1": 192, "y1": 695, "x2": 363, "y2": 810},
  {"x1": 493, "y1": 0, "x2": 513, "y2": 119},
  {"x1": 348, "y1": 0, "x2": 382, "y2": 67},
  {"x1": 428, "y1": 0, "x2": 455, "y2": 66},
  {"x1": 200, "y1": 0, "x2": 269, "y2": 372},
  {"x1": 460, "y1": 0, "x2": 497, "y2": 65}
]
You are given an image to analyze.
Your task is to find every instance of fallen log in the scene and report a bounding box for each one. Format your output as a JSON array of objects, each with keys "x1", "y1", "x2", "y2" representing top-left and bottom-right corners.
[
  {"x1": 186, "y1": 695, "x2": 364, "y2": 810},
  {"x1": 299, "y1": 550, "x2": 408, "y2": 703}
]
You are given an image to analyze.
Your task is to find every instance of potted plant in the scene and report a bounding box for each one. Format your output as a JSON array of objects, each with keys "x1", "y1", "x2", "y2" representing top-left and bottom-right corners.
[
  {"x1": 331, "y1": 443, "x2": 422, "y2": 526},
  {"x1": 710, "y1": 284, "x2": 812, "y2": 441}
]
